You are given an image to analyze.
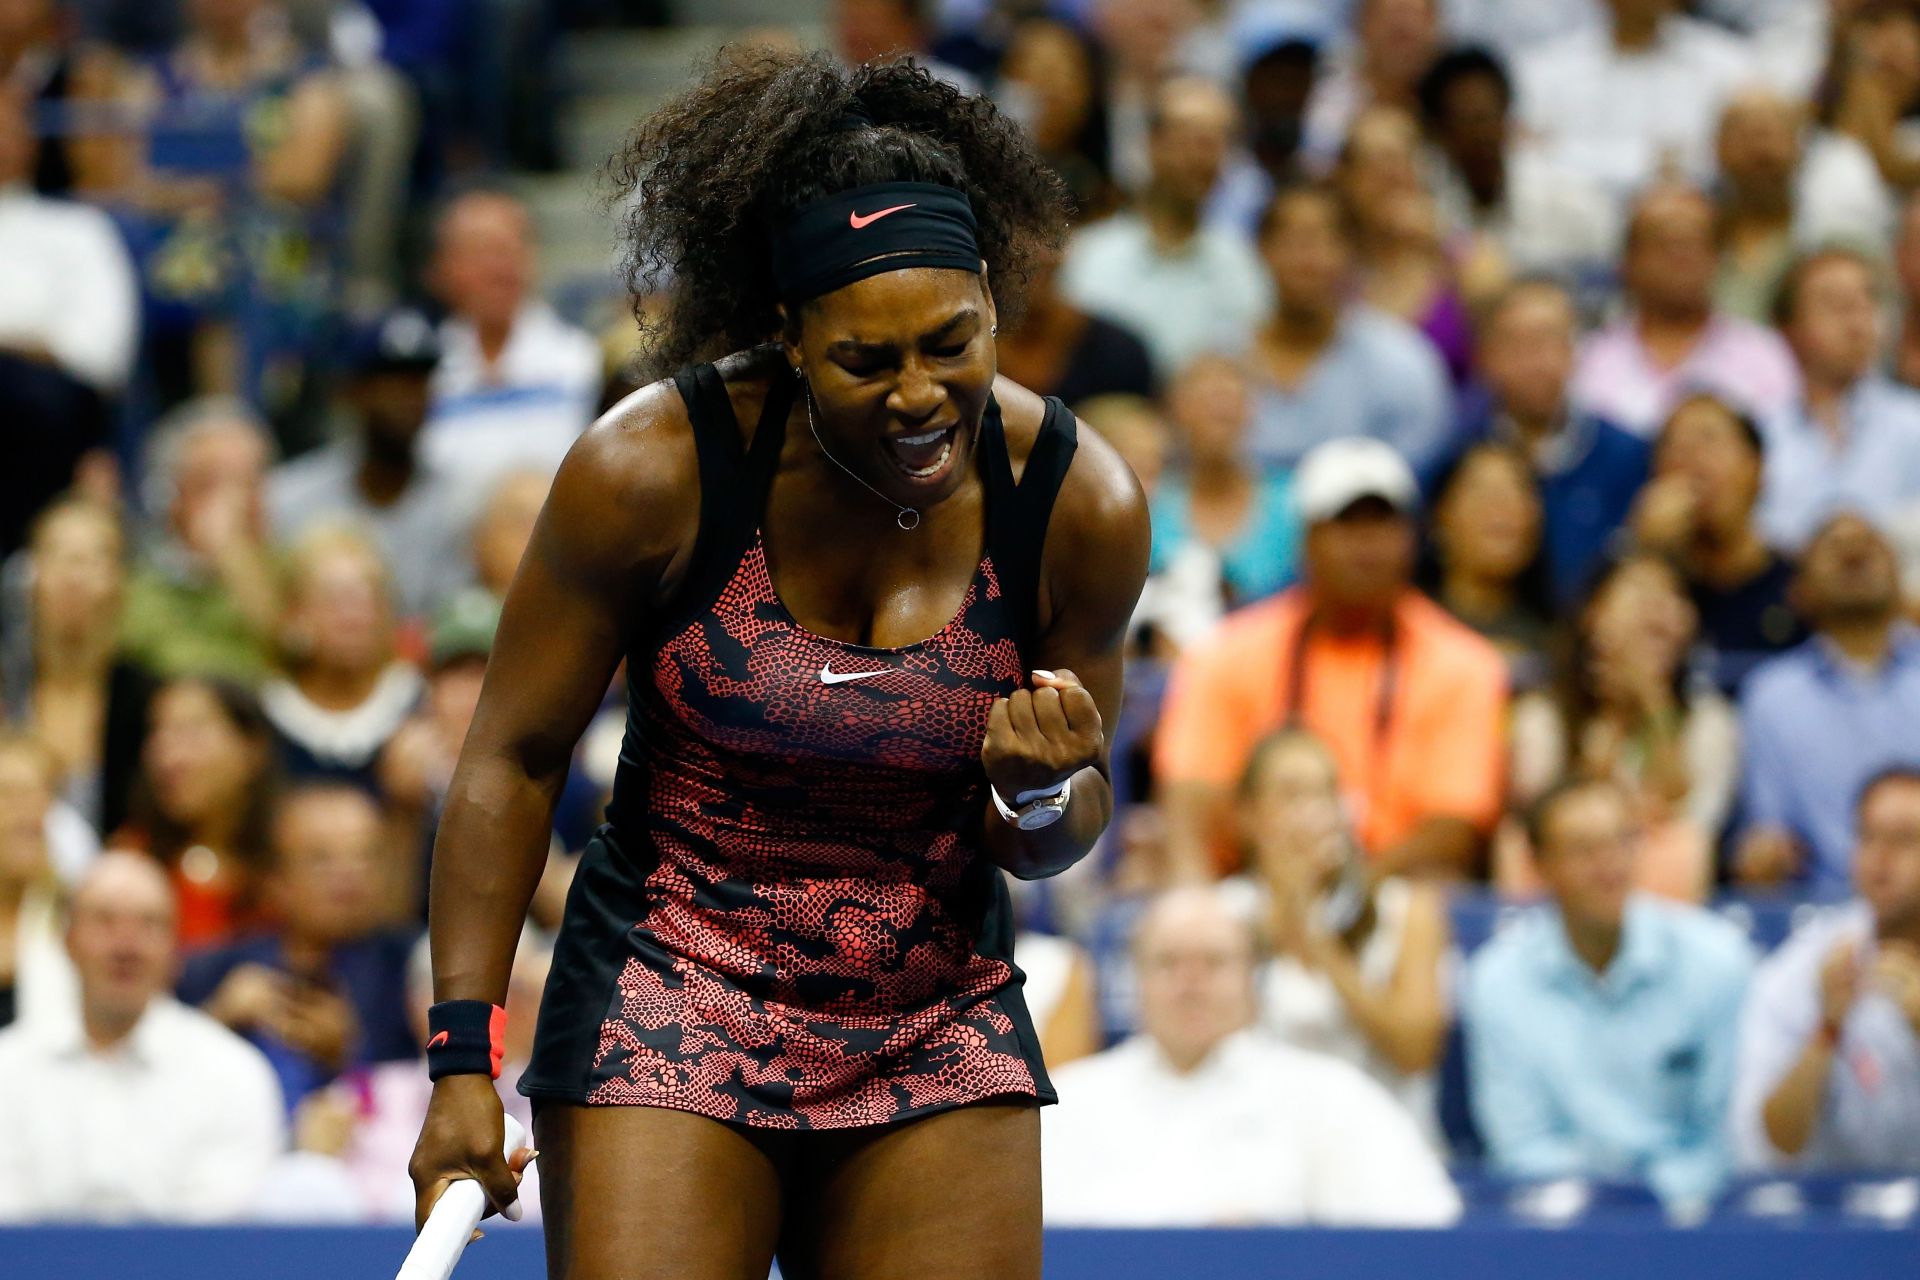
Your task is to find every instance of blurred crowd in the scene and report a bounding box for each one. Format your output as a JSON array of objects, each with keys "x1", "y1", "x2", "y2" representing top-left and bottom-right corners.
[{"x1": 4, "y1": 0, "x2": 1920, "y2": 1235}]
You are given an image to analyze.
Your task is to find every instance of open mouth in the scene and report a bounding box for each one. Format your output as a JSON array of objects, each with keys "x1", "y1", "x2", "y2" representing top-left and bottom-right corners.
[{"x1": 881, "y1": 425, "x2": 959, "y2": 483}]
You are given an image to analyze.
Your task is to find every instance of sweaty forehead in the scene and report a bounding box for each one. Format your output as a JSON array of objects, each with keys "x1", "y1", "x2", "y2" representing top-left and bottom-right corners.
[{"x1": 804, "y1": 267, "x2": 986, "y2": 344}]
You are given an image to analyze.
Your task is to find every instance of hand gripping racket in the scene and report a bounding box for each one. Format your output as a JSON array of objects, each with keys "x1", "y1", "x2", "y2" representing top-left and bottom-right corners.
[{"x1": 396, "y1": 1113, "x2": 530, "y2": 1280}]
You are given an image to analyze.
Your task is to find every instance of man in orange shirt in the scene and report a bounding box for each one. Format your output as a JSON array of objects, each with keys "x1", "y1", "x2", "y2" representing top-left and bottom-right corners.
[{"x1": 1155, "y1": 438, "x2": 1508, "y2": 877}]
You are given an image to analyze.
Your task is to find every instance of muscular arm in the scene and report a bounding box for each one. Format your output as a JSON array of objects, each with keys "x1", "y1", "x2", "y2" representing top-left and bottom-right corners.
[
  {"x1": 428, "y1": 387, "x2": 696, "y2": 1006},
  {"x1": 978, "y1": 409, "x2": 1150, "y2": 881}
]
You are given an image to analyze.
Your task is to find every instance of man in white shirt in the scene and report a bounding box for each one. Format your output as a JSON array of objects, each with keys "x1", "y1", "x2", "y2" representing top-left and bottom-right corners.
[
  {"x1": 1514, "y1": 0, "x2": 1755, "y2": 204},
  {"x1": 0, "y1": 85, "x2": 139, "y2": 553},
  {"x1": 0, "y1": 852, "x2": 285, "y2": 1222},
  {"x1": 1042, "y1": 884, "x2": 1460, "y2": 1227},
  {"x1": 1733, "y1": 767, "x2": 1920, "y2": 1172},
  {"x1": 1061, "y1": 76, "x2": 1273, "y2": 382},
  {"x1": 424, "y1": 189, "x2": 602, "y2": 489}
]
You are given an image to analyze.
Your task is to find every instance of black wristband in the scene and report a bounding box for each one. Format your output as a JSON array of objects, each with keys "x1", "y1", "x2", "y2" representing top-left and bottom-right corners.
[{"x1": 426, "y1": 999, "x2": 506, "y2": 1081}]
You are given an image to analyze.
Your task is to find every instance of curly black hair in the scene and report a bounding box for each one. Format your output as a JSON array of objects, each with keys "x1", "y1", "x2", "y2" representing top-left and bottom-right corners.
[{"x1": 608, "y1": 46, "x2": 1073, "y2": 377}]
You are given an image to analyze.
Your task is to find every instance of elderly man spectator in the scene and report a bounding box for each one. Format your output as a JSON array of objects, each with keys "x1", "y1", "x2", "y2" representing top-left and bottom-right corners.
[
  {"x1": 425, "y1": 189, "x2": 601, "y2": 488},
  {"x1": 1571, "y1": 183, "x2": 1800, "y2": 438},
  {"x1": 120, "y1": 399, "x2": 282, "y2": 681},
  {"x1": 1466, "y1": 778, "x2": 1755, "y2": 1217},
  {"x1": 178, "y1": 784, "x2": 417, "y2": 1109},
  {"x1": 1301, "y1": 0, "x2": 1441, "y2": 167},
  {"x1": 1451, "y1": 277, "x2": 1649, "y2": 606},
  {"x1": 1244, "y1": 183, "x2": 1452, "y2": 472},
  {"x1": 1042, "y1": 884, "x2": 1459, "y2": 1227},
  {"x1": 1155, "y1": 438, "x2": 1507, "y2": 878},
  {"x1": 1759, "y1": 248, "x2": 1920, "y2": 556},
  {"x1": 1713, "y1": 86, "x2": 1893, "y2": 325},
  {"x1": 1060, "y1": 76, "x2": 1273, "y2": 383},
  {"x1": 1734, "y1": 767, "x2": 1920, "y2": 1172},
  {"x1": 0, "y1": 852, "x2": 283, "y2": 1221},
  {"x1": 270, "y1": 310, "x2": 474, "y2": 620},
  {"x1": 0, "y1": 84, "x2": 138, "y2": 555},
  {"x1": 1737, "y1": 514, "x2": 1920, "y2": 892},
  {"x1": 1513, "y1": 0, "x2": 1754, "y2": 203},
  {"x1": 1416, "y1": 46, "x2": 1615, "y2": 281}
]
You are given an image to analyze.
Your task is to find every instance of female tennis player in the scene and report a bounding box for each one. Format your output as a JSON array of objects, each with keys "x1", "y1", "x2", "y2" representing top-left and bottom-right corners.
[{"x1": 408, "y1": 48, "x2": 1149, "y2": 1280}]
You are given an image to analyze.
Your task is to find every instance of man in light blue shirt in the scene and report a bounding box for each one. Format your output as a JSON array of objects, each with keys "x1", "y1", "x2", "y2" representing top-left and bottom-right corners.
[
  {"x1": 1060, "y1": 77, "x2": 1273, "y2": 382},
  {"x1": 1465, "y1": 777, "x2": 1755, "y2": 1215},
  {"x1": 1736, "y1": 514, "x2": 1920, "y2": 891},
  {"x1": 1757, "y1": 248, "x2": 1920, "y2": 552},
  {"x1": 1733, "y1": 766, "x2": 1920, "y2": 1172}
]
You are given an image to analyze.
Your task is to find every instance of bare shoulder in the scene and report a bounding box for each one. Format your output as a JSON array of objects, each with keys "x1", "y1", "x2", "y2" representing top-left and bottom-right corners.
[{"x1": 542, "y1": 375, "x2": 701, "y2": 585}]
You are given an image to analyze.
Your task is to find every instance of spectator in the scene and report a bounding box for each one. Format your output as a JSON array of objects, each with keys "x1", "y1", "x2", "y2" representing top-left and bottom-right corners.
[
  {"x1": 260, "y1": 527, "x2": 422, "y2": 792},
  {"x1": 1633, "y1": 394, "x2": 1806, "y2": 694},
  {"x1": 1821, "y1": 0, "x2": 1920, "y2": 193},
  {"x1": 834, "y1": 0, "x2": 978, "y2": 93},
  {"x1": 1074, "y1": 393, "x2": 1168, "y2": 502},
  {"x1": 1713, "y1": 86, "x2": 1893, "y2": 326},
  {"x1": 993, "y1": 17, "x2": 1116, "y2": 221},
  {"x1": 120, "y1": 399, "x2": 282, "y2": 682},
  {"x1": 1506, "y1": 555, "x2": 1737, "y2": 904},
  {"x1": 0, "y1": 0, "x2": 125, "y2": 197},
  {"x1": 1736, "y1": 513, "x2": 1920, "y2": 893},
  {"x1": 269, "y1": 309, "x2": 474, "y2": 621},
  {"x1": 1234, "y1": 32, "x2": 1319, "y2": 198},
  {"x1": 1014, "y1": 924, "x2": 1101, "y2": 1071},
  {"x1": 1440, "y1": 0, "x2": 1598, "y2": 58},
  {"x1": 0, "y1": 851, "x2": 283, "y2": 1222},
  {"x1": 4, "y1": 499, "x2": 153, "y2": 838},
  {"x1": 1421, "y1": 442, "x2": 1557, "y2": 690},
  {"x1": 1301, "y1": 0, "x2": 1441, "y2": 167},
  {"x1": 1245, "y1": 183, "x2": 1452, "y2": 472},
  {"x1": 1146, "y1": 355, "x2": 1299, "y2": 632},
  {"x1": 1088, "y1": 0, "x2": 1222, "y2": 194},
  {"x1": 1734, "y1": 766, "x2": 1920, "y2": 1172},
  {"x1": 1337, "y1": 106, "x2": 1474, "y2": 384},
  {"x1": 1155, "y1": 437, "x2": 1508, "y2": 878},
  {"x1": 468, "y1": 468, "x2": 549, "y2": 601},
  {"x1": 1513, "y1": 0, "x2": 1754, "y2": 203},
  {"x1": 1759, "y1": 247, "x2": 1920, "y2": 555},
  {"x1": 1570, "y1": 182, "x2": 1800, "y2": 438},
  {"x1": 1455, "y1": 277, "x2": 1650, "y2": 607},
  {"x1": 121, "y1": 676, "x2": 279, "y2": 948},
  {"x1": 424, "y1": 189, "x2": 601, "y2": 488},
  {"x1": 1042, "y1": 884, "x2": 1460, "y2": 1227},
  {"x1": 179, "y1": 784, "x2": 416, "y2": 1109},
  {"x1": 991, "y1": 242, "x2": 1154, "y2": 410},
  {"x1": 0, "y1": 84, "x2": 138, "y2": 556},
  {"x1": 1416, "y1": 45, "x2": 1615, "y2": 281},
  {"x1": 1237, "y1": 729, "x2": 1452, "y2": 1141},
  {"x1": 1060, "y1": 75, "x2": 1272, "y2": 383},
  {"x1": 0, "y1": 733, "x2": 72, "y2": 1030},
  {"x1": 1465, "y1": 777, "x2": 1755, "y2": 1217}
]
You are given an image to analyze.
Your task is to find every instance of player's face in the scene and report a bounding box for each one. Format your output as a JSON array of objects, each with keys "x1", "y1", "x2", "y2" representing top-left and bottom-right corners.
[{"x1": 785, "y1": 267, "x2": 998, "y2": 513}]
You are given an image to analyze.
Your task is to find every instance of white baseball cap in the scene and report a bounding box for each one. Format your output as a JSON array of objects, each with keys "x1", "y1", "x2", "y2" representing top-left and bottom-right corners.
[{"x1": 1293, "y1": 437, "x2": 1420, "y2": 524}]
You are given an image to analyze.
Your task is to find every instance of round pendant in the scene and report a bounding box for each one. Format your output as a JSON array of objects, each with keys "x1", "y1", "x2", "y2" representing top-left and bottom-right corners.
[
  {"x1": 180, "y1": 844, "x2": 220, "y2": 885},
  {"x1": 896, "y1": 508, "x2": 922, "y2": 531}
]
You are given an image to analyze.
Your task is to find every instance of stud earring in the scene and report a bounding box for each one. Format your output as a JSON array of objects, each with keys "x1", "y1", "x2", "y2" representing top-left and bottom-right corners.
[
  {"x1": 792, "y1": 365, "x2": 803, "y2": 379},
  {"x1": 990, "y1": 323, "x2": 999, "y2": 337}
]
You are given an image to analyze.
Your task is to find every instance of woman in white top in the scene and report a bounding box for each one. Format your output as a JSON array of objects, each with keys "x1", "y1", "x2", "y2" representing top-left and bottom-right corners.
[
  {"x1": 0, "y1": 733, "x2": 78, "y2": 1031},
  {"x1": 1234, "y1": 728, "x2": 1451, "y2": 1138}
]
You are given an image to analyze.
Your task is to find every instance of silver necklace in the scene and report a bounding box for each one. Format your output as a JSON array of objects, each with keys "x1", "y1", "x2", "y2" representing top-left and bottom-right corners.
[{"x1": 802, "y1": 381, "x2": 921, "y2": 531}]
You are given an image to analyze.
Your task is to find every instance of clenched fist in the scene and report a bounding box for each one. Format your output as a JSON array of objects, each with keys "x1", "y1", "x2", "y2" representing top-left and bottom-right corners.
[{"x1": 981, "y1": 669, "x2": 1104, "y2": 804}]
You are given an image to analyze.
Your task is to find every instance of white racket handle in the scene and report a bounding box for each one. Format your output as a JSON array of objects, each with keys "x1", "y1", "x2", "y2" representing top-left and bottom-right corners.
[{"x1": 396, "y1": 1113, "x2": 529, "y2": 1280}]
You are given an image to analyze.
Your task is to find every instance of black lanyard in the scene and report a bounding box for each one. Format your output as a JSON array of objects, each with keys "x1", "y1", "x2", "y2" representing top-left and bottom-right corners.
[{"x1": 1283, "y1": 608, "x2": 1401, "y2": 786}]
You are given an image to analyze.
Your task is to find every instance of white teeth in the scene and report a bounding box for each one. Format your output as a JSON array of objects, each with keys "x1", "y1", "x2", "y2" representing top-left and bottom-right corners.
[
  {"x1": 901, "y1": 439, "x2": 953, "y2": 478},
  {"x1": 897, "y1": 429, "x2": 946, "y2": 446}
]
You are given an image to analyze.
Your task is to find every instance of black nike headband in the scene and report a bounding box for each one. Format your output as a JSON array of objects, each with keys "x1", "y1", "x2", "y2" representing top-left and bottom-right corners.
[{"x1": 770, "y1": 180, "x2": 982, "y2": 304}]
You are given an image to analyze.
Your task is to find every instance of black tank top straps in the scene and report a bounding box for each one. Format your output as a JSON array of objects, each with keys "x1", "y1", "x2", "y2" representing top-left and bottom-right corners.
[{"x1": 661, "y1": 357, "x2": 1078, "y2": 655}]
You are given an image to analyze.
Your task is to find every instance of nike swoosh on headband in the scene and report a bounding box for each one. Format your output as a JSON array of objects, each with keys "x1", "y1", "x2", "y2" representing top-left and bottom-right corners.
[
  {"x1": 820, "y1": 663, "x2": 889, "y2": 684},
  {"x1": 849, "y1": 203, "x2": 916, "y2": 229}
]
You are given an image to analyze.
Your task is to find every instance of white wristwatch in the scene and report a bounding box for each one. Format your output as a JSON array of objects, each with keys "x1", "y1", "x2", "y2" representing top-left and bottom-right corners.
[{"x1": 990, "y1": 777, "x2": 1073, "y2": 831}]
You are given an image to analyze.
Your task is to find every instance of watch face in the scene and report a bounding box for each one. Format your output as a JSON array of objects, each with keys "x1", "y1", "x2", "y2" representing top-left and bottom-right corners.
[{"x1": 1017, "y1": 803, "x2": 1066, "y2": 831}]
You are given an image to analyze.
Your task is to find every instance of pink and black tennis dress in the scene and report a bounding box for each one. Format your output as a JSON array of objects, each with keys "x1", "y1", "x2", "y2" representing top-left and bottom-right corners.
[{"x1": 519, "y1": 357, "x2": 1076, "y2": 1129}]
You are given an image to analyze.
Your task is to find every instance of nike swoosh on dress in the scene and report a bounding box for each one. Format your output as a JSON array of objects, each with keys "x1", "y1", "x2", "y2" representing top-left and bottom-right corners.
[
  {"x1": 819, "y1": 663, "x2": 890, "y2": 685},
  {"x1": 848, "y1": 203, "x2": 916, "y2": 229}
]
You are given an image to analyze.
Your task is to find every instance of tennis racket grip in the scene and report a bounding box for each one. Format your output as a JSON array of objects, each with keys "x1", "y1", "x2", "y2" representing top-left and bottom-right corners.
[{"x1": 396, "y1": 1114, "x2": 529, "y2": 1280}]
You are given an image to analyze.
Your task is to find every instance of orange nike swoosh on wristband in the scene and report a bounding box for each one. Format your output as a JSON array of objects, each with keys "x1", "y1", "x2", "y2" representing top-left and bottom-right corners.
[
  {"x1": 849, "y1": 203, "x2": 916, "y2": 229},
  {"x1": 427, "y1": 1031, "x2": 449, "y2": 1049}
]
